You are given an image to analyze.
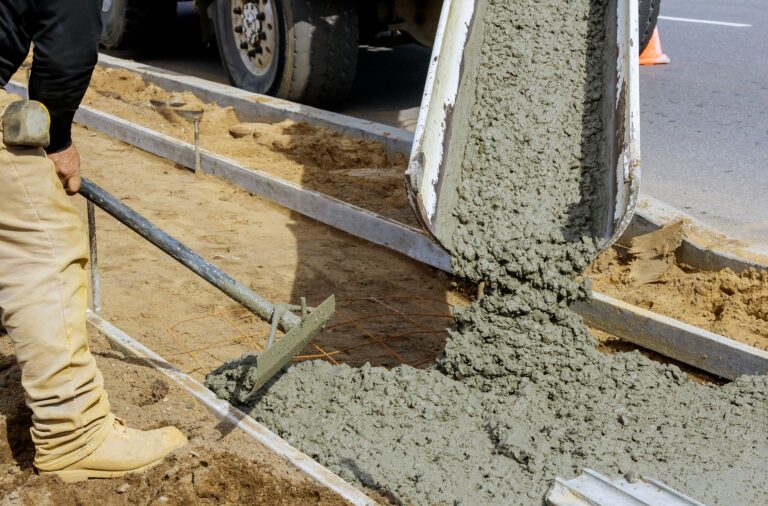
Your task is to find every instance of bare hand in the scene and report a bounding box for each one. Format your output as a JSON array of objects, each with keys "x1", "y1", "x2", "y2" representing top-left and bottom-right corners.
[{"x1": 48, "y1": 144, "x2": 81, "y2": 195}]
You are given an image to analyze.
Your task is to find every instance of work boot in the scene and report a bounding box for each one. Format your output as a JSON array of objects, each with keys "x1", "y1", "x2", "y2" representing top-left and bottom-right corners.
[{"x1": 40, "y1": 417, "x2": 187, "y2": 483}]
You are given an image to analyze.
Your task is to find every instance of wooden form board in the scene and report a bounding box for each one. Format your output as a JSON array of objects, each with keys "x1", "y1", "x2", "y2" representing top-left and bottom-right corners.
[{"x1": 626, "y1": 196, "x2": 768, "y2": 273}]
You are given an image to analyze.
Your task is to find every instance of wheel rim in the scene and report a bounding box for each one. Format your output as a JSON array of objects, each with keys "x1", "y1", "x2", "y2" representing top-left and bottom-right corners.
[{"x1": 231, "y1": 0, "x2": 278, "y2": 77}]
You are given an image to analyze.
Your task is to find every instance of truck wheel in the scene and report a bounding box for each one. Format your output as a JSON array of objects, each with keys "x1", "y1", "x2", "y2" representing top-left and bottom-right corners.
[
  {"x1": 214, "y1": 0, "x2": 359, "y2": 107},
  {"x1": 100, "y1": 0, "x2": 178, "y2": 49},
  {"x1": 638, "y1": 0, "x2": 661, "y2": 53}
]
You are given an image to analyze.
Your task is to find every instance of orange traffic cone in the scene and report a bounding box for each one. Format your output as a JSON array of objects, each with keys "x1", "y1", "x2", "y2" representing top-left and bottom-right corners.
[{"x1": 640, "y1": 28, "x2": 670, "y2": 65}]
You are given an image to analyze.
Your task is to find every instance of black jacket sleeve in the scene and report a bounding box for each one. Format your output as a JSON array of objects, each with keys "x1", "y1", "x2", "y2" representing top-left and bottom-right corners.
[
  {"x1": 0, "y1": 2, "x2": 33, "y2": 88},
  {"x1": 28, "y1": 0, "x2": 102, "y2": 153}
]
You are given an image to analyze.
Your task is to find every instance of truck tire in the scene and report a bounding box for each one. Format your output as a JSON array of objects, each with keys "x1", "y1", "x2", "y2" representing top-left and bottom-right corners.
[
  {"x1": 214, "y1": 0, "x2": 359, "y2": 107},
  {"x1": 100, "y1": 0, "x2": 178, "y2": 49},
  {"x1": 638, "y1": 0, "x2": 661, "y2": 53}
]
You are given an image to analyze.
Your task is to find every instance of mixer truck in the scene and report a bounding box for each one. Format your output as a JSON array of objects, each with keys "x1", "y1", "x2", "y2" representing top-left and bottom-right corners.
[{"x1": 100, "y1": 0, "x2": 659, "y2": 107}]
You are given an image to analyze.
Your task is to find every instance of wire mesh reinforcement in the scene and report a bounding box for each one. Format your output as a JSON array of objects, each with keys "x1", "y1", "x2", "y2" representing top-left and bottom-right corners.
[{"x1": 165, "y1": 296, "x2": 456, "y2": 377}]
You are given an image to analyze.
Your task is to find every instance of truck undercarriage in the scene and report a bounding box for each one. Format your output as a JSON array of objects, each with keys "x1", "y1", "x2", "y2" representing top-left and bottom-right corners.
[{"x1": 99, "y1": 0, "x2": 659, "y2": 107}]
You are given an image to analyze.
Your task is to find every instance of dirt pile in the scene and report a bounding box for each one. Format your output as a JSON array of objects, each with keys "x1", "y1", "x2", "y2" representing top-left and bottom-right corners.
[
  {"x1": 0, "y1": 330, "x2": 346, "y2": 505},
  {"x1": 83, "y1": 67, "x2": 413, "y2": 224},
  {"x1": 590, "y1": 224, "x2": 768, "y2": 350},
  {"x1": 206, "y1": 1, "x2": 768, "y2": 504}
]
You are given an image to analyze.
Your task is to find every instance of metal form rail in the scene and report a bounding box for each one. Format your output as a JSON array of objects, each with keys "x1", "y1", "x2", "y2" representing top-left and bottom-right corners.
[
  {"x1": 97, "y1": 54, "x2": 413, "y2": 156},
  {"x1": 73, "y1": 102, "x2": 450, "y2": 272},
  {"x1": 546, "y1": 468, "x2": 705, "y2": 506}
]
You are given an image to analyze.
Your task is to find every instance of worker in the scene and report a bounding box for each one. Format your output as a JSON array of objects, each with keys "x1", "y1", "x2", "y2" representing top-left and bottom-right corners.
[{"x1": 0, "y1": 0, "x2": 186, "y2": 481}]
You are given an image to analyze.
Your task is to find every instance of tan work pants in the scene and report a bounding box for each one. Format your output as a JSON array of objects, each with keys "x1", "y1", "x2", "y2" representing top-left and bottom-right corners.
[{"x1": 0, "y1": 94, "x2": 111, "y2": 471}]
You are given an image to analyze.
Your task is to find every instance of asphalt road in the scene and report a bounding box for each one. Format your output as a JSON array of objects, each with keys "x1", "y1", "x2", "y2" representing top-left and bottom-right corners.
[
  {"x1": 641, "y1": 0, "x2": 768, "y2": 249},
  {"x1": 109, "y1": 0, "x2": 768, "y2": 249}
]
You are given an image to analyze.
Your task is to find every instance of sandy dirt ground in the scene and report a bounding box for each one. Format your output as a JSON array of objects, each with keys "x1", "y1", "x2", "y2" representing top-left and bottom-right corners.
[
  {"x1": 589, "y1": 223, "x2": 768, "y2": 351},
  {"x1": 77, "y1": 66, "x2": 768, "y2": 355},
  {"x1": 0, "y1": 116, "x2": 759, "y2": 503},
  {"x1": 67, "y1": 120, "x2": 744, "y2": 402},
  {"x1": 0, "y1": 328, "x2": 348, "y2": 505}
]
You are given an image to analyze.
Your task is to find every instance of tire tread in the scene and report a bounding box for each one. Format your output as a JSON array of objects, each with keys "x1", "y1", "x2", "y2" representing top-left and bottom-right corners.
[{"x1": 287, "y1": 0, "x2": 359, "y2": 107}]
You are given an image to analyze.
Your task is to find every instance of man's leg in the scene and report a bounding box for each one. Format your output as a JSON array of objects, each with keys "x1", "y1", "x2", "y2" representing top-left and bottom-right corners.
[
  {"x1": 0, "y1": 123, "x2": 185, "y2": 480},
  {"x1": 0, "y1": 139, "x2": 112, "y2": 471}
]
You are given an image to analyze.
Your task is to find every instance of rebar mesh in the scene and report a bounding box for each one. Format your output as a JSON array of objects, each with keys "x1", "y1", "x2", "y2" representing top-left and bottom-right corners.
[{"x1": 165, "y1": 296, "x2": 455, "y2": 377}]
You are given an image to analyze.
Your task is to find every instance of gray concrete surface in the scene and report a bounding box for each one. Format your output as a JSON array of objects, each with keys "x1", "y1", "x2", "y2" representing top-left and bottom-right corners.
[{"x1": 104, "y1": 0, "x2": 768, "y2": 250}]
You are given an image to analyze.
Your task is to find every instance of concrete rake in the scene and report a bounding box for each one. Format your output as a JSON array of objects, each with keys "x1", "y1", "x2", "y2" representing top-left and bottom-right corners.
[{"x1": 79, "y1": 176, "x2": 335, "y2": 392}]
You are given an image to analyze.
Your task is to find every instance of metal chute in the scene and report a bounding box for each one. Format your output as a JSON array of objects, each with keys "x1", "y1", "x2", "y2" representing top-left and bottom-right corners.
[{"x1": 405, "y1": 0, "x2": 641, "y2": 252}]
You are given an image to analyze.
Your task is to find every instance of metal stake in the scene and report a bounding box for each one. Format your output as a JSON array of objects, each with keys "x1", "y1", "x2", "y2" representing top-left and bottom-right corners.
[
  {"x1": 166, "y1": 104, "x2": 204, "y2": 175},
  {"x1": 193, "y1": 116, "x2": 202, "y2": 174},
  {"x1": 87, "y1": 201, "x2": 101, "y2": 315}
]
